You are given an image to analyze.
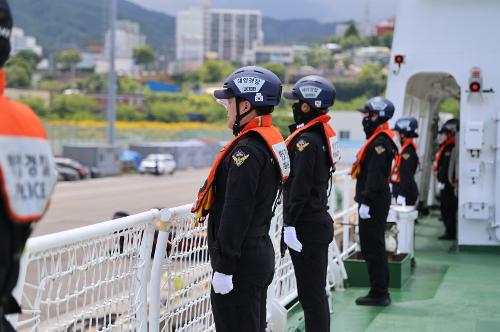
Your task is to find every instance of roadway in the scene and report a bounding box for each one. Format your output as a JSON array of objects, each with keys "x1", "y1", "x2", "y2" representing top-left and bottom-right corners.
[{"x1": 33, "y1": 168, "x2": 209, "y2": 236}]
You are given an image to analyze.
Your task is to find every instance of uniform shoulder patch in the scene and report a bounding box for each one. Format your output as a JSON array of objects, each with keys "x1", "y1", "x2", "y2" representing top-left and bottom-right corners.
[
  {"x1": 232, "y1": 149, "x2": 249, "y2": 167},
  {"x1": 374, "y1": 145, "x2": 386, "y2": 155},
  {"x1": 402, "y1": 153, "x2": 410, "y2": 160},
  {"x1": 296, "y1": 139, "x2": 310, "y2": 152}
]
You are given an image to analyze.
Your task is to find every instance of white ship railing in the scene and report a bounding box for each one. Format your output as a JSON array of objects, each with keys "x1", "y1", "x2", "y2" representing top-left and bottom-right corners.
[
  {"x1": 10, "y1": 210, "x2": 158, "y2": 332},
  {"x1": 149, "y1": 168, "x2": 358, "y2": 332},
  {"x1": 12, "y1": 170, "x2": 358, "y2": 332}
]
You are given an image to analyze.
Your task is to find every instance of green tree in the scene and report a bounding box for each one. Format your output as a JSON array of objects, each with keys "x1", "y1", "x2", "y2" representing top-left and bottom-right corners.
[
  {"x1": 198, "y1": 60, "x2": 235, "y2": 83},
  {"x1": 339, "y1": 35, "x2": 370, "y2": 50},
  {"x1": 77, "y1": 74, "x2": 106, "y2": 93},
  {"x1": 358, "y1": 64, "x2": 386, "y2": 96},
  {"x1": 38, "y1": 79, "x2": 70, "y2": 92},
  {"x1": 16, "y1": 50, "x2": 41, "y2": 69},
  {"x1": 118, "y1": 76, "x2": 142, "y2": 94},
  {"x1": 133, "y1": 45, "x2": 156, "y2": 70},
  {"x1": 54, "y1": 49, "x2": 82, "y2": 77},
  {"x1": 345, "y1": 20, "x2": 359, "y2": 37},
  {"x1": 326, "y1": 56, "x2": 337, "y2": 71},
  {"x1": 439, "y1": 98, "x2": 460, "y2": 116},
  {"x1": 148, "y1": 101, "x2": 187, "y2": 122},
  {"x1": 305, "y1": 44, "x2": 321, "y2": 68},
  {"x1": 117, "y1": 104, "x2": 147, "y2": 121},
  {"x1": 51, "y1": 94, "x2": 100, "y2": 119},
  {"x1": 381, "y1": 32, "x2": 394, "y2": 48},
  {"x1": 342, "y1": 57, "x2": 352, "y2": 69},
  {"x1": 292, "y1": 56, "x2": 304, "y2": 68},
  {"x1": 5, "y1": 57, "x2": 33, "y2": 88},
  {"x1": 19, "y1": 96, "x2": 48, "y2": 117},
  {"x1": 359, "y1": 64, "x2": 385, "y2": 84},
  {"x1": 261, "y1": 62, "x2": 286, "y2": 82}
]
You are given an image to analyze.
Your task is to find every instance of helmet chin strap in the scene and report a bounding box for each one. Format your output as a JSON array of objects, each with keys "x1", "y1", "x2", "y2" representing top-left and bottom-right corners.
[{"x1": 232, "y1": 98, "x2": 253, "y2": 136}]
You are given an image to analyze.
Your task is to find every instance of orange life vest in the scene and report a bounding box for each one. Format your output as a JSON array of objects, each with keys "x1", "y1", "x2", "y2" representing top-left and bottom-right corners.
[
  {"x1": 432, "y1": 136, "x2": 455, "y2": 171},
  {"x1": 285, "y1": 114, "x2": 340, "y2": 167},
  {"x1": 191, "y1": 114, "x2": 290, "y2": 223},
  {"x1": 351, "y1": 122, "x2": 395, "y2": 179},
  {"x1": 390, "y1": 138, "x2": 417, "y2": 183},
  {"x1": 0, "y1": 69, "x2": 57, "y2": 223}
]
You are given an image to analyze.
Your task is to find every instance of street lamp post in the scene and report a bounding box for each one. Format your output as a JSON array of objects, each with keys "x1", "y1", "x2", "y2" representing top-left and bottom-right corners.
[{"x1": 107, "y1": 0, "x2": 117, "y2": 146}]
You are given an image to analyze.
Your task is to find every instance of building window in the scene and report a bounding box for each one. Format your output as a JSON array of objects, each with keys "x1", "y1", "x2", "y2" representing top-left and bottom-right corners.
[{"x1": 339, "y1": 130, "x2": 350, "y2": 140}]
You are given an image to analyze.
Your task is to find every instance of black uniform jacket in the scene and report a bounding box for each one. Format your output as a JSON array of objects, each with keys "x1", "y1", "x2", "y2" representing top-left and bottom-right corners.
[
  {"x1": 208, "y1": 132, "x2": 280, "y2": 276},
  {"x1": 355, "y1": 134, "x2": 397, "y2": 206},
  {"x1": 437, "y1": 143, "x2": 454, "y2": 185},
  {"x1": 283, "y1": 126, "x2": 334, "y2": 243},
  {"x1": 393, "y1": 143, "x2": 419, "y2": 204}
]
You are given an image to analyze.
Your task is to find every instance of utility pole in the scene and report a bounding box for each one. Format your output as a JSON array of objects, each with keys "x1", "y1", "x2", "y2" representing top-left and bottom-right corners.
[{"x1": 107, "y1": 0, "x2": 117, "y2": 145}]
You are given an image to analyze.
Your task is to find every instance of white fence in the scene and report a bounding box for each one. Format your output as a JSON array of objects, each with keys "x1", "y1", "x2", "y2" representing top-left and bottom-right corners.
[
  {"x1": 148, "y1": 169, "x2": 358, "y2": 332},
  {"x1": 12, "y1": 170, "x2": 358, "y2": 331},
  {"x1": 10, "y1": 210, "x2": 158, "y2": 332}
]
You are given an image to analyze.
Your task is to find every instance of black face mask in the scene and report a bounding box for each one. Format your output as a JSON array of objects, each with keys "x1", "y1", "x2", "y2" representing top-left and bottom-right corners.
[
  {"x1": 292, "y1": 102, "x2": 302, "y2": 124},
  {"x1": 292, "y1": 102, "x2": 320, "y2": 127},
  {"x1": 362, "y1": 116, "x2": 378, "y2": 138}
]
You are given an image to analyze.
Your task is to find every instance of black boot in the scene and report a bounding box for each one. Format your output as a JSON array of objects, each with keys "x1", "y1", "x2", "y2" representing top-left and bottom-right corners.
[{"x1": 355, "y1": 293, "x2": 391, "y2": 306}]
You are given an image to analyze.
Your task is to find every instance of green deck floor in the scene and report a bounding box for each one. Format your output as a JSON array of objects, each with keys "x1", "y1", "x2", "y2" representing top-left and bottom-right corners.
[{"x1": 287, "y1": 212, "x2": 500, "y2": 332}]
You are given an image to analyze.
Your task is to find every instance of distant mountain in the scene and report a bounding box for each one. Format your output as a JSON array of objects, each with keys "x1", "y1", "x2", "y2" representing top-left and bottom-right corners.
[
  {"x1": 9, "y1": 0, "x2": 336, "y2": 56},
  {"x1": 263, "y1": 17, "x2": 336, "y2": 45},
  {"x1": 10, "y1": 0, "x2": 175, "y2": 55}
]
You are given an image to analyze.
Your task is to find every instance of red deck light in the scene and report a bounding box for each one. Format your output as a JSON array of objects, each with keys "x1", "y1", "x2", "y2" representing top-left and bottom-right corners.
[
  {"x1": 394, "y1": 55, "x2": 405, "y2": 65},
  {"x1": 469, "y1": 67, "x2": 483, "y2": 93},
  {"x1": 469, "y1": 81, "x2": 481, "y2": 93}
]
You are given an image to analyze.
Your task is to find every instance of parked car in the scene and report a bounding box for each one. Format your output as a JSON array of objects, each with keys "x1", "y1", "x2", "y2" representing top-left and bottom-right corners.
[
  {"x1": 138, "y1": 154, "x2": 176, "y2": 175},
  {"x1": 54, "y1": 157, "x2": 90, "y2": 179},
  {"x1": 55, "y1": 164, "x2": 80, "y2": 181}
]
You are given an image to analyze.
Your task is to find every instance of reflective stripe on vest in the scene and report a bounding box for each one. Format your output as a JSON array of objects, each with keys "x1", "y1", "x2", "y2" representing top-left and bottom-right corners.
[
  {"x1": 390, "y1": 139, "x2": 417, "y2": 183},
  {"x1": 285, "y1": 114, "x2": 340, "y2": 167},
  {"x1": 432, "y1": 136, "x2": 455, "y2": 171},
  {"x1": 191, "y1": 115, "x2": 290, "y2": 222},
  {"x1": 350, "y1": 122, "x2": 395, "y2": 179},
  {"x1": 0, "y1": 70, "x2": 57, "y2": 223}
]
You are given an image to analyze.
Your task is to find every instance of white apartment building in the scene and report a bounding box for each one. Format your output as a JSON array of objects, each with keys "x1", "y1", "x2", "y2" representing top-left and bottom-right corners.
[
  {"x1": 175, "y1": 6, "x2": 263, "y2": 66},
  {"x1": 10, "y1": 27, "x2": 43, "y2": 56},
  {"x1": 104, "y1": 20, "x2": 146, "y2": 59}
]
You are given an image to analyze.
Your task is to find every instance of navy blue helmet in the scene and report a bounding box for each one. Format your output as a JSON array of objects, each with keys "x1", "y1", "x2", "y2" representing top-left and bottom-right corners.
[
  {"x1": 358, "y1": 96, "x2": 395, "y2": 121},
  {"x1": 438, "y1": 118, "x2": 459, "y2": 134},
  {"x1": 283, "y1": 75, "x2": 336, "y2": 110},
  {"x1": 394, "y1": 116, "x2": 419, "y2": 137},
  {"x1": 213, "y1": 66, "x2": 282, "y2": 108}
]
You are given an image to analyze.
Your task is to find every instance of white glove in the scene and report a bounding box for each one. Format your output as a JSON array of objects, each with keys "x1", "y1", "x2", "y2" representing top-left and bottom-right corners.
[
  {"x1": 212, "y1": 272, "x2": 233, "y2": 294},
  {"x1": 359, "y1": 204, "x2": 371, "y2": 219},
  {"x1": 437, "y1": 182, "x2": 445, "y2": 191},
  {"x1": 396, "y1": 195, "x2": 406, "y2": 206},
  {"x1": 284, "y1": 226, "x2": 303, "y2": 252}
]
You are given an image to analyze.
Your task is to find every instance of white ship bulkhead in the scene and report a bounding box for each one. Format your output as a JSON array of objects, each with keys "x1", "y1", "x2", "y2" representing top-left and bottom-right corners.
[{"x1": 386, "y1": 0, "x2": 500, "y2": 247}]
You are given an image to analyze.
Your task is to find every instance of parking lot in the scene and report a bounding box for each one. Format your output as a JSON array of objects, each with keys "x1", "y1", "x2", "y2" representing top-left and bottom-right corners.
[{"x1": 34, "y1": 168, "x2": 209, "y2": 236}]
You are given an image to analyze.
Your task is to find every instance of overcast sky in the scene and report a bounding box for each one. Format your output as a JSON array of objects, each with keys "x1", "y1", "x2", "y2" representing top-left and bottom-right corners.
[{"x1": 130, "y1": 0, "x2": 399, "y2": 23}]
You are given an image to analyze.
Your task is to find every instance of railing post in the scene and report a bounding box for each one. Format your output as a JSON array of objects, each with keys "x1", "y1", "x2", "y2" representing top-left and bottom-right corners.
[
  {"x1": 149, "y1": 208, "x2": 173, "y2": 332},
  {"x1": 135, "y1": 209, "x2": 158, "y2": 332}
]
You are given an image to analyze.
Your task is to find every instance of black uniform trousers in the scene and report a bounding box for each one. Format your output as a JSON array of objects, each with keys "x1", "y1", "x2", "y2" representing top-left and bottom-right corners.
[
  {"x1": 290, "y1": 241, "x2": 330, "y2": 332},
  {"x1": 0, "y1": 219, "x2": 32, "y2": 332},
  {"x1": 358, "y1": 194, "x2": 391, "y2": 297},
  {"x1": 440, "y1": 184, "x2": 458, "y2": 238},
  {"x1": 211, "y1": 270, "x2": 274, "y2": 332},
  {"x1": 210, "y1": 234, "x2": 275, "y2": 332}
]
